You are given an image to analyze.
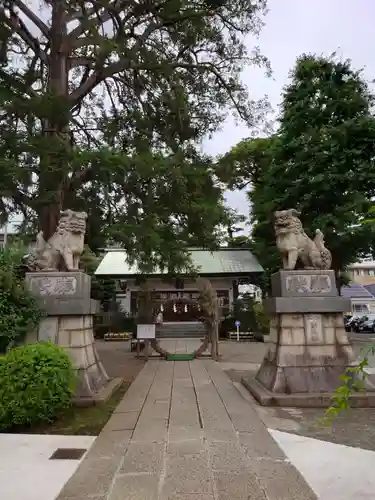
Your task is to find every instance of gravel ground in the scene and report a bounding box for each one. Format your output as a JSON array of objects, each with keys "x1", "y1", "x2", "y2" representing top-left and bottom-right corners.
[
  {"x1": 95, "y1": 339, "x2": 145, "y2": 381},
  {"x1": 219, "y1": 337, "x2": 375, "y2": 451}
]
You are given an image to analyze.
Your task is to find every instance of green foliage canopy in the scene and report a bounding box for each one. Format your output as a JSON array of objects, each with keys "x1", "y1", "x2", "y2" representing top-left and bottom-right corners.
[
  {"x1": 219, "y1": 54, "x2": 375, "y2": 287},
  {"x1": 0, "y1": 0, "x2": 269, "y2": 270}
]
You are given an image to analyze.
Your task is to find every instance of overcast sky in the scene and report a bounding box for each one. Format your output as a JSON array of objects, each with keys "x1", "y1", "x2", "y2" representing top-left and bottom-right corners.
[{"x1": 207, "y1": 0, "x2": 375, "y2": 231}]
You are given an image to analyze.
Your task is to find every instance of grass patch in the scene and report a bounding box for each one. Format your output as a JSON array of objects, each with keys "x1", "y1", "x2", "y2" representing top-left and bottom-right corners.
[{"x1": 2, "y1": 383, "x2": 129, "y2": 436}]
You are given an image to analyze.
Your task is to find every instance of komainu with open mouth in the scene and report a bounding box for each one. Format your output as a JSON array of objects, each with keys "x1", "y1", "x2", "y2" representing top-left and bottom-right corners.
[{"x1": 274, "y1": 209, "x2": 332, "y2": 270}]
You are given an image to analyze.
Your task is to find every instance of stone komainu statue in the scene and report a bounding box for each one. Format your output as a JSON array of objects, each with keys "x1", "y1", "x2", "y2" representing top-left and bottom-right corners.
[
  {"x1": 26, "y1": 209, "x2": 87, "y2": 272},
  {"x1": 274, "y1": 209, "x2": 332, "y2": 270}
]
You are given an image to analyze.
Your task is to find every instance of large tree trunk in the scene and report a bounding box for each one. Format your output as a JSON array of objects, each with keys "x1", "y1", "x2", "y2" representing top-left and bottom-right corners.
[
  {"x1": 38, "y1": 0, "x2": 70, "y2": 240},
  {"x1": 38, "y1": 197, "x2": 64, "y2": 241}
]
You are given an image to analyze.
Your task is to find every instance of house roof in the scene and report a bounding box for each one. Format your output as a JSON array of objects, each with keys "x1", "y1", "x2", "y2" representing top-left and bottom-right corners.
[
  {"x1": 364, "y1": 284, "x2": 375, "y2": 298},
  {"x1": 341, "y1": 282, "x2": 375, "y2": 299},
  {"x1": 95, "y1": 248, "x2": 263, "y2": 277}
]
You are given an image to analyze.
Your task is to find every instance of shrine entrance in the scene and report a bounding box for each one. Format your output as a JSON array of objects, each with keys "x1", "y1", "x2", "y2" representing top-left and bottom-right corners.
[
  {"x1": 162, "y1": 298, "x2": 201, "y2": 322},
  {"x1": 151, "y1": 296, "x2": 210, "y2": 360},
  {"x1": 130, "y1": 290, "x2": 229, "y2": 322}
]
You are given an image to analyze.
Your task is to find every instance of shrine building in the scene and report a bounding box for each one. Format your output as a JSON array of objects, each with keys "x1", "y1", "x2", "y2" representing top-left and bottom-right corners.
[{"x1": 95, "y1": 248, "x2": 263, "y2": 323}]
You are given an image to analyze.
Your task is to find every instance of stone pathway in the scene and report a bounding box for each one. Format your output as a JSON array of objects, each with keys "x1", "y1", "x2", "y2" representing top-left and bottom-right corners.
[{"x1": 57, "y1": 360, "x2": 316, "y2": 500}]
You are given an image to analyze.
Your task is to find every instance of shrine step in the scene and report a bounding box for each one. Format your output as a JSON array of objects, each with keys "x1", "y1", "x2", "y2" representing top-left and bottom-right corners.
[{"x1": 157, "y1": 322, "x2": 206, "y2": 338}]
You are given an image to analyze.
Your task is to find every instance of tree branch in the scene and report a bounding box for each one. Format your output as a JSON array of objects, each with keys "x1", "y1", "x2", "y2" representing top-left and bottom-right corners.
[
  {"x1": 0, "y1": 67, "x2": 39, "y2": 98},
  {"x1": 12, "y1": 0, "x2": 50, "y2": 39},
  {"x1": 68, "y1": 166, "x2": 93, "y2": 192},
  {"x1": 1, "y1": 7, "x2": 49, "y2": 64},
  {"x1": 68, "y1": 56, "x2": 95, "y2": 69}
]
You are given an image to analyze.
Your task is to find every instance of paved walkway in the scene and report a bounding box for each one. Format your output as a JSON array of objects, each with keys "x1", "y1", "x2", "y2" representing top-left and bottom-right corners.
[{"x1": 57, "y1": 360, "x2": 317, "y2": 500}]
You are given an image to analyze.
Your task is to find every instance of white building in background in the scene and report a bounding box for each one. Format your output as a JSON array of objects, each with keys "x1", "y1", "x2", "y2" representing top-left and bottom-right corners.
[
  {"x1": 347, "y1": 261, "x2": 375, "y2": 286},
  {"x1": 95, "y1": 247, "x2": 264, "y2": 321}
]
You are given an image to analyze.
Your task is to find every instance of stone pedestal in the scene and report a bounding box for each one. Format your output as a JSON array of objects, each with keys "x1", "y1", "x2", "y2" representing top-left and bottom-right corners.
[
  {"x1": 26, "y1": 272, "x2": 119, "y2": 405},
  {"x1": 242, "y1": 270, "x2": 375, "y2": 407}
]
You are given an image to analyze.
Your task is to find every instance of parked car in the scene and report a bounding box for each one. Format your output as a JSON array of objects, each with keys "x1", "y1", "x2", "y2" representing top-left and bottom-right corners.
[
  {"x1": 358, "y1": 315, "x2": 375, "y2": 333},
  {"x1": 345, "y1": 315, "x2": 363, "y2": 332},
  {"x1": 344, "y1": 315, "x2": 353, "y2": 332},
  {"x1": 349, "y1": 315, "x2": 371, "y2": 333}
]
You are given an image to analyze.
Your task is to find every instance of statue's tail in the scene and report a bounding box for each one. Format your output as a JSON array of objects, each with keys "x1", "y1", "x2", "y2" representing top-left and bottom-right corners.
[
  {"x1": 314, "y1": 229, "x2": 332, "y2": 269},
  {"x1": 314, "y1": 229, "x2": 325, "y2": 251},
  {"x1": 35, "y1": 230, "x2": 46, "y2": 250}
]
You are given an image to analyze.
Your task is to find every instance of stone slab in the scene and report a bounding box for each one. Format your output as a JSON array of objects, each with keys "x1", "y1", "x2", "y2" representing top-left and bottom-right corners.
[
  {"x1": 38, "y1": 316, "x2": 58, "y2": 342},
  {"x1": 271, "y1": 270, "x2": 338, "y2": 298},
  {"x1": 26, "y1": 271, "x2": 91, "y2": 298},
  {"x1": 109, "y1": 474, "x2": 159, "y2": 500},
  {"x1": 120, "y1": 442, "x2": 165, "y2": 474},
  {"x1": 25, "y1": 272, "x2": 100, "y2": 315},
  {"x1": 242, "y1": 374, "x2": 375, "y2": 408},
  {"x1": 40, "y1": 297, "x2": 99, "y2": 316},
  {"x1": 265, "y1": 296, "x2": 351, "y2": 314}
]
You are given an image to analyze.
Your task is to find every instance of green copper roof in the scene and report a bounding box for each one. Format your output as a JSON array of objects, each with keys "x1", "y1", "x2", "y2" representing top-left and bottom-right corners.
[{"x1": 95, "y1": 248, "x2": 263, "y2": 276}]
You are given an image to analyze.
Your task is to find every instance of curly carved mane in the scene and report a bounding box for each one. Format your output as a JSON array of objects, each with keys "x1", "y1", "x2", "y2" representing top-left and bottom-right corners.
[
  {"x1": 56, "y1": 210, "x2": 87, "y2": 236},
  {"x1": 274, "y1": 209, "x2": 305, "y2": 236}
]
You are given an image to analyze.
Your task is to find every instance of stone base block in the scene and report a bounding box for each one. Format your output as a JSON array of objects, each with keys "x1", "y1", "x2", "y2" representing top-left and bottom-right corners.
[
  {"x1": 247, "y1": 308, "x2": 375, "y2": 406},
  {"x1": 242, "y1": 375, "x2": 375, "y2": 408},
  {"x1": 25, "y1": 271, "x2": 114, "y2": 404},
  {"x1": 271, "y1": 270, "x2": 337, "y2": 298},
  {"x1": 60, "y1": 320, "x2": 111, "y2": 400},
  {"x1": 25, "y1": 271, "x2": 99, "y2": 315},
  {"x1": 27, "y1": 313, "x2": 112, "y2": 402},
  {"x1": 73, "y1": 377, "x2": 123, "y2": 407},
  {"x1": 255, "y1": 354, "x2": 366, "y2": 394}
]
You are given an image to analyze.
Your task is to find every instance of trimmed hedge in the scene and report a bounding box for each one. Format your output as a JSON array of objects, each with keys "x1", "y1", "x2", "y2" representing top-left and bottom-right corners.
[{"x1": 0, "y1": 342, "x2": 76, "y2": 430}]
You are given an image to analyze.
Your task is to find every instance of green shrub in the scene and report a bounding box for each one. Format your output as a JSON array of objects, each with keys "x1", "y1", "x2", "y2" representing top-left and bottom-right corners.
[
  {"x1": 0, "y1": 342, "x2": 76, "y2": 430},
  {"x1": 0, "y1": 245, "x2": 45, "y2": 352}
]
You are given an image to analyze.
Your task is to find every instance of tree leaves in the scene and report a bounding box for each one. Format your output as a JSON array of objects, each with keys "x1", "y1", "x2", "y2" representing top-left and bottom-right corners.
[
  {"x1": 0, "y1": 0, "x2": 269, "y2": 269},
  {"x1": 220, "y1": 54, "x2": 375, "y2": 290}
]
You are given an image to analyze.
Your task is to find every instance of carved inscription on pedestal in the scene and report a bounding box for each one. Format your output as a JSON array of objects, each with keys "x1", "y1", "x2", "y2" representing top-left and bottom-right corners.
[
  {"x1": 304, "y1": 314, "x2": 324, "y2": 344},
  {"x1": 285, "y1": 274, "x2": 331, "y2": 294},
  {"x1": 29, "y1": 276, "x2": 77, "y2": 296}
]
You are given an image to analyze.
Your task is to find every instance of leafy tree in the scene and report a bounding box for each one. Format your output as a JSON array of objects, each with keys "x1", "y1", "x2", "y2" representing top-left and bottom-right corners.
[
  {"x1": 0, "y1": 0, "x2": 269, "y2": 271},
  {"x1": 217, "y1": 136, "x2": 277, "y2": 190},
  {"x1": 0, "y1": 245, "x2": 45, "y2": 352},
  {"x1": 220, "y1": 55, "x2": 375, "y2": 289},
  {"x1": 218, "y1": 136, "x2": 278, "y2": 289},
  {"x1": 224, "y1": 208, "x2": 246, "y2": 244}
]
